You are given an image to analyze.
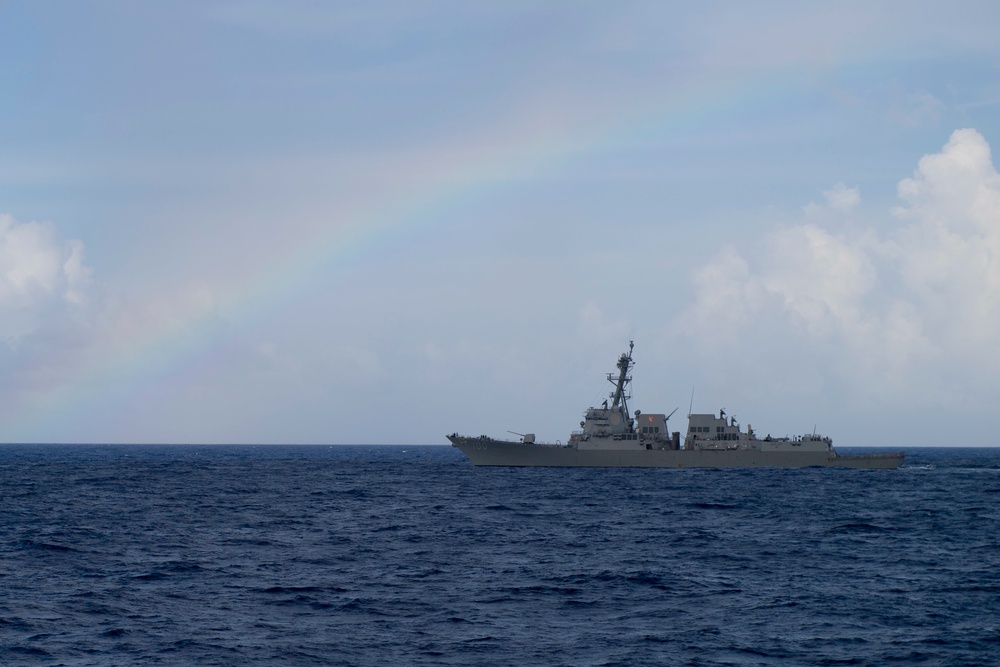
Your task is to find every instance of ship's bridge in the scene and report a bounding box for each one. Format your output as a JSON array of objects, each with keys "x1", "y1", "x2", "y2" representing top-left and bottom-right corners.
[{"x1": 580, "y1": 406, "x2": 631, "y2": 435}]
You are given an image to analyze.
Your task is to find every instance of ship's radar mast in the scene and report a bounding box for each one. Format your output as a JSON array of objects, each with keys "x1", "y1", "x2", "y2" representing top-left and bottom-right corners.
[{"x1": 608, "y1": 341, "x2": 634, "y2": 422}]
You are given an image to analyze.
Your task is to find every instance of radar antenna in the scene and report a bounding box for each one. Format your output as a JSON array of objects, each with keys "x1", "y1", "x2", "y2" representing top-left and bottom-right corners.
[{"x1": 607, "y1": 341, "x2": 635, "y2": 431}]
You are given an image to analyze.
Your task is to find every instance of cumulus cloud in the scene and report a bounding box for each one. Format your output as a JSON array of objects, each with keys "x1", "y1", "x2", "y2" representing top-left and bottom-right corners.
[
  {"x1": 889, "y1": 128, "x2": 1000, "y2": 349},
  {"x1": 804, "y1": 182, "x2": 860, "y2": 215},
  {"x1": 824, "y1": 182, "x2": 861, "y2": 212},
  {"x1": 677, "y1": 128, "x2": 1000, "y2": 410},
  {"x1": 0, "y1": 214, "x2": 93, "y2": 339}
]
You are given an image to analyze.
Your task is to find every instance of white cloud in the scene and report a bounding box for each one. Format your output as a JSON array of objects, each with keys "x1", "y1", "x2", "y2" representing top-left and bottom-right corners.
[
  {"x1": 0, "y1": 214, "x2": 235, "y2": 429},
  {"x1": 762, "y1": 223, "x2": 876, "y2": 337},
  {"x1": 804, "y1": 182, "x2": 860, "y2": 216},
  {"x1": 681, "y1": 224, "x2": 876, "y2": 342},
  {"x1": 824, "y1": 182, "x2": 861, "y2": 212},
  {"x1": 62, "y1": 240, "x2": 93, "y2": 306},
  {"x1": 681, "y1": 246, "x2": 767, "y2": 345},
  {"x1": 890, "y1": 128, "x2": 1000, "y2": 349},
  {"x1": 677, "y1": 129, "x2": 1000, "y2": 412},
  {"x1": 0, "y1": 214, "x2": 93, "y2": 339}
]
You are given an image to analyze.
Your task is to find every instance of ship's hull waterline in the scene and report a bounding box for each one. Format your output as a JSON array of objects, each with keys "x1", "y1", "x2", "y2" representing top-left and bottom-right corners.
[{"x1": 449, "y1": 437, "x2": 904, "y2": 469}]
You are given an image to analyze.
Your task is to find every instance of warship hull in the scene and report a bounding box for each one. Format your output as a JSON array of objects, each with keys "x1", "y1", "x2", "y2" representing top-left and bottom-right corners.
[
  {"x1": 448, "y1": 342, "x2": 904, "y2": 470},
  {"x1": 449, "y1": 436, "x2": 904, "y2": 469}
]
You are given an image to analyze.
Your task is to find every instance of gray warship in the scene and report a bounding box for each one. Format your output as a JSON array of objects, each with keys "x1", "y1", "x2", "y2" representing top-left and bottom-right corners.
[{"x1": 448, "y1": 342, "x2": 904, "y2": 469}]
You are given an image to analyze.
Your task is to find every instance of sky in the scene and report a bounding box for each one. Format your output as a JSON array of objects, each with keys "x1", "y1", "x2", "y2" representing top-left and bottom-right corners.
[{"x1": 2, "y1": 2, "x2": 1000, "y2": 446}]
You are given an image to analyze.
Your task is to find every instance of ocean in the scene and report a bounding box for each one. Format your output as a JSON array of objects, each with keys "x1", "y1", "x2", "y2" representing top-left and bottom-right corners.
[{"x1": 1, "y1": 445, "x2": 998, "y2": 666}]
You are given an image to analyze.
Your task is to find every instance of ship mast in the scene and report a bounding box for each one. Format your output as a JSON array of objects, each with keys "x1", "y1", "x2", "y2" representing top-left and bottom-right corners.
[{"x1": 608, "y1": 341, "x2": 634, "y2": 426}]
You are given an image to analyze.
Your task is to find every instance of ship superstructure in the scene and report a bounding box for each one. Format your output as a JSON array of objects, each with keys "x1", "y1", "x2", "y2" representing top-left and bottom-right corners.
[{"x1": 568, "y1": 343, "x2": 681, "y2": 452}]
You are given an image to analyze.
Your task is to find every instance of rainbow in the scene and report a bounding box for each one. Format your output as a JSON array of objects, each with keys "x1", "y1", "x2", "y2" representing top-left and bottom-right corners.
[{"x1": 7, "y1": 74, "x2": 799, "y2": 442}]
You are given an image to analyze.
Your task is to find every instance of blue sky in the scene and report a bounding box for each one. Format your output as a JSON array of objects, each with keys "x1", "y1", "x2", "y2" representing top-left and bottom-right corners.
[{"x1": 2, "y1": 2, "x2": 1000, "y2": 445}]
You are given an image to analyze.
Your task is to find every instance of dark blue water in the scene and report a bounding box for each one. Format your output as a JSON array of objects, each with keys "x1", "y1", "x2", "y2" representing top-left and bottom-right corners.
[{"x1": 1, "y1": 445, "x2": 998, "y2": 666}]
